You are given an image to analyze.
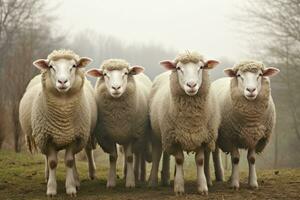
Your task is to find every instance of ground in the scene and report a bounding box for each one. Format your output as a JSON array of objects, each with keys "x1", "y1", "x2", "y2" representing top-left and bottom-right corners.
[{"x1": 0, "y1": 150, "x2": 299, "y2": 200}]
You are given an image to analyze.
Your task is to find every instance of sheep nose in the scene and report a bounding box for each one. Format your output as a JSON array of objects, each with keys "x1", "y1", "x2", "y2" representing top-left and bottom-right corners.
[
  {"x1": 187, "y1": 81, "x2": 197, "y2": 89},
  {"x1": 112, "y1": 85, "x2": 121, "y2": 90},
  {"x1": 246, "y1": 87, "x2": 256, "y2": 93},
  {"x1": 58, "y1": 79, "x2": 68, "y2": 85}
]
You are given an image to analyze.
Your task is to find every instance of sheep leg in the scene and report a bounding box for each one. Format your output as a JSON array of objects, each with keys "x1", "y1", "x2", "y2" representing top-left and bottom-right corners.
[
  {"x1": 196, "y1": 147, "x2": 208, "y2": 195},
  {"x1": 247, "y1": 149, "x2": 258, "y2": 189},
  {"x1": 85, "y1": 146, "x2": 96, "y2": 180},
  {"x1": 204, "y1": 149, "x2": 212, "y2": 187},
  {"x1": 124, "y1": 143, "x2": 135, "y2": 188},
  {"x1": 45, "y1": 155, "x2": 49, "y2": 183},
  {"x1": 212, "y1": 146, "x2": 224, "y2": 182},
  {"x1": 140, "y1": 153, "x2": 146, "y2": 182},
  {"x1": 148, "y1": 141, "x2": 162, "y2": 187},
  {"x1": 107, "y1": 144, "x2": 117, "y2": 188},
  {"x1": 174, "y1": 150, "x2": 184, "y2": 195},
  {"x1": 230, "y1": 147, "x2": 240, "y2": 190},
  {"x1": 46, "y1": 147, "x2": 57, "y2": 197},
  {"x1": 161, "y1": 152, "x2": 170, "y2": 186},
  {"x1": 134, "y1": 152, "x2": 140, "y2": 182},
  {"x1": 65, "y1": 146, "x2": 77, "y2": 197},
  {"x1": 73, "y1": 159, "x2": 80, "y2": 190}
]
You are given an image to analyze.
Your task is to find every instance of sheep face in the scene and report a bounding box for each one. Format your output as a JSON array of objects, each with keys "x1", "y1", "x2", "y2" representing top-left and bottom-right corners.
[
  {"x1": 160, "y1": 60, "x2": 219, "y2": 96},
  {"x1": 87, "y1": 66, "x2": 144, "y2": 98},
  {"x1": 33, "y1": 57, "x2": 92, "y2": 93},
  {"x1": 224, "y1": 67, "x2": 280, "y2": 100}
]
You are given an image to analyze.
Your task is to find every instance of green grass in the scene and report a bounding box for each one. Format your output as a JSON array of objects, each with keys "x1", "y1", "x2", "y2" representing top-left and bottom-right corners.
[{"x1": 0, "y1": 150, "x2": 299, "y2": 200}]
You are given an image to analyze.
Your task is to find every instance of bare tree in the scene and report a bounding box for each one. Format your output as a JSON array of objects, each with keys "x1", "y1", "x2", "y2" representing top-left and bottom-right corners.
[{"x1": 0, "y1": 0, "x2": 61, "y2": 151}]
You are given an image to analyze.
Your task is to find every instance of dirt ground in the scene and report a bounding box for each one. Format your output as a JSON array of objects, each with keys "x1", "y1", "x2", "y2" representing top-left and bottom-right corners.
[{"x1": 0, "y1": 150, "x2": 299, "y2": 200}]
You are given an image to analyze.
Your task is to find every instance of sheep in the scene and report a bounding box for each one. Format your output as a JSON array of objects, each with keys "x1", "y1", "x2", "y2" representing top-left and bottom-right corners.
[
  {"x1": 148, "y1": 51, "x2": 220, "y2": 195},
  {"x1": 210, "y1": 60, "x2": 280, "y2": 190},
  {"x1": 87, "y1": 59, "x2": 152, "y2": 188},
  {"x1": 19, "y1": 49, "x2": 97, "y2": 197}
]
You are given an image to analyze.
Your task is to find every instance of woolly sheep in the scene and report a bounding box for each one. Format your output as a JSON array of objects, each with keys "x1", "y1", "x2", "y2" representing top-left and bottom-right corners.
[
  {"x1": 19, "y1": 49, "x2": 97, "y2": 197},
  {"x1": 87, "y1": 59, "x2": 152, "y2": 188},
  {"x1": 211, "y1": 60, "x2": 280, "y2": 189},
  {"x1": 148, "y1": 51, "x2": 220, "y2": 195}
]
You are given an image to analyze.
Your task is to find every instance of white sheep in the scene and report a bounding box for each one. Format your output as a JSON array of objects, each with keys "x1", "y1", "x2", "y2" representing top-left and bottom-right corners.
[
  {"x1": 148, "y1": 51, "x2": 220, "y2": 195},
  {"x1": 211, "y1": 60, "x2": 279, "y2": 189},
  {"x1": 19, "y1": 49, "x2": 97, "y2": 197},
  {"x1": 87, "y1": 59, "x2": 152, "y2": 188}
]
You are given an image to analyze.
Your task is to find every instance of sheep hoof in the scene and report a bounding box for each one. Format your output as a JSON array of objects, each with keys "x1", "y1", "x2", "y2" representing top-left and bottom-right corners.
[
  {"x1": 66, "y1": 186, "x2": 77, "y2": 197},
  {"x1": 175, "y1": 190, "x2": 185, "y2": 196},
  {"x1": 197, "y1": 186, "x2": 208, "y2": 195},
  {"x1": 249, "y1": 182, "x2": 259, "y2": 190},
  {"x1": 46, "y1": 190, "x2": 57, "y2": 197},
  {"x1": 106, "y1": 182, "x2": 116, "y2": 188},
  {"x1": 148, "y1": 180, "x2": 158, "y2": 188},
  {"x1": 174, "y1": 185, "x2": 184, "y2": 195},
  {"x1": 125, "y1": 182, "x2": 135, "y2": 188},
  {"x1": 89, "y1": 171, "x2": 96, "y2": 180},
  {"x1": 230, "y1": 185, "x2": 239, "y2": 191}
]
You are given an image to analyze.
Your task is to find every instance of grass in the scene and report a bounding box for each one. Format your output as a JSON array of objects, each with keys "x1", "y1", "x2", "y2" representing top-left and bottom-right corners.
[{"x1": 0, "y1": 150, "x2": 299, "y2": 200}]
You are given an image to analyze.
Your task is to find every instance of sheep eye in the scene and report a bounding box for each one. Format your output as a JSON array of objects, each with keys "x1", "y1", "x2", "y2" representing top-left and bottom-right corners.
[
  {"x1": 259, "y1": 73, "x2": 263, "y2": 76},
  {"x1": 124, "y1": 72, "x2": 128, "y2": 75},
  {"x1": 176, "y1": 66, "x2": 181, "y2": 71},
  {"x1": 200, "y1": 66, "x2": 204, "y2": 69},
  {"x1": 103, "y1": 73, "x2": 107, "y2": 76},
  {"x1": 237, "y1": 74, "x2": 241, "y2": 77},
  {"x1": 49, "y1": 65, "x2": 53, "y2": 68},
  {"x1": 72, "y1": 65, "x2": 76, "y2": 68}
]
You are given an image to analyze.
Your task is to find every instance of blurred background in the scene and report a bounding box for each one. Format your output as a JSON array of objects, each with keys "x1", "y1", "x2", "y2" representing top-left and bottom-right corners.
[{"x1": 0, "y1": 0, "x2": 299, "y2": 170}]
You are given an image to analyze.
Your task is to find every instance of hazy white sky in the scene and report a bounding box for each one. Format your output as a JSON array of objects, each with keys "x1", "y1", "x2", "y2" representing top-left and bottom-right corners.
[{"x1": 55, "y1": 0, "x2": 245, "y2": 60}]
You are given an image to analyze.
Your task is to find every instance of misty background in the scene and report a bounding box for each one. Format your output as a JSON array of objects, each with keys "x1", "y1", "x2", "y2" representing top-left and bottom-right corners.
[{"x1": 0, "y1": 0, "x2": 299, "y2": 170}]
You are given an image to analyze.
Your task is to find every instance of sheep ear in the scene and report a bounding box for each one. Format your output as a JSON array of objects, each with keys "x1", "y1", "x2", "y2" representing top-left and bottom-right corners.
[
  {"x1": 77, "y1": 57, "x2": 93, "y2": 68},
  {"x1": 160, "y1": 60, "x2": 176, "y2": 70},
  {"x1": 33, "y1": 59, "x2": 48, "y2": 70},
  {"x1": 204, "y1": 60, "x2": 219, "y2": 69},
  {"x1": 86, "y1": 69, "x2": 103, "y2": 77},
  {"x1": 129, "y1": 66, "x2": 144, "y2": 75},
  {"x1": 263, "y1": 67, "x2": 280, "y2": 77},
  {"x1": 224, "y1": 68, "x2": 236, "y2": 77}
]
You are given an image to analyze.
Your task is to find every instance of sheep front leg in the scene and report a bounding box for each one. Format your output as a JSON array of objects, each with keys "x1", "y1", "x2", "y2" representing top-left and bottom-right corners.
[
  {"x1": 73, "y1": 159, "x2": 80, "y2": 190},
  {"x1": 45, "y1": 155, "x2": 49, "y2": 183},
  {"x1": 124, "y1": 143, "x2": 135, "y2": 188},
  {"x1": 46, "y1": 147, "x2": 58, "y2": 197},
  {"x1": 230, "y1": 147, "x2": 240, "y2": 190},
  {"x1": 204, "y1": 149, "x2": 212, "y2": 187},
  {"x1": 148, "y1": 141, "x2": 162, "y2": 187},
  {"x1": 107, "y1": 144, "x2": 117, "y2": 188},
  {"x1": 196, "y1": 147, "x2": 208, "y2": 195},
  {"x1": 212, "y1": 146, "x2": 224, "y2": 182},
  {"x1": 65, "y1": 147, "x2": 77, "y2": 197},
  {"x1": 161, "y1": 152, "x2": 170, "y2": 186},
  {"x1": 85, "y1": 146, "x2": 96, "y2": 180},
  {"x1": 247, "y1": 149, "x2": 258, "y2": 189},
  {"x1": 174, "y1": 150, "x2": 184, "y2": 195}
]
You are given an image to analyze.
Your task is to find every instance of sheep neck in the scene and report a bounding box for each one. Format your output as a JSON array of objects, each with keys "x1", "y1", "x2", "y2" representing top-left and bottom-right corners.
[
  {"x1": 97, "y1": 76, "x2": 137, "y2": 142},
  {"x1": 230, "y1": 77, "x2": 271, "y2": 123},
  {"x1": 169, "y1": 71, "x2": 210, "y2": 125},
  {"x1": 40, "y1": 71, "x2": 84, "y2": 123}
]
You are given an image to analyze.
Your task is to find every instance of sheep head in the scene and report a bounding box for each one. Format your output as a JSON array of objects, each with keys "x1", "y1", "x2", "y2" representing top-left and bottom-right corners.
[
  {"x1": 33, "y1": 49, "x2": 92, "y2": 93},
  {"x1": 224, "y1": 60, "x2": 280, "y2": 101},
  {"x1": 160, "y1": 51, "x2": 218, "y2": 96},
  {"x1": 87, "y1": 59, "x2": 144, "y2": 98}
]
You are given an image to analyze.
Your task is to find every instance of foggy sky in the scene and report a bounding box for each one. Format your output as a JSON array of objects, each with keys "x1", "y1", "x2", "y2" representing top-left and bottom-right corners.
[{"x1": 55, "y1": 0, "x2": 245, "y2": 60}]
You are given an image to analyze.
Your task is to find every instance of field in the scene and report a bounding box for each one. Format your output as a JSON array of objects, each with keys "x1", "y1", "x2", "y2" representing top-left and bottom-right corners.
[{"x1": 0, "y1": 150, "x2": 299, "y2": 200}]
